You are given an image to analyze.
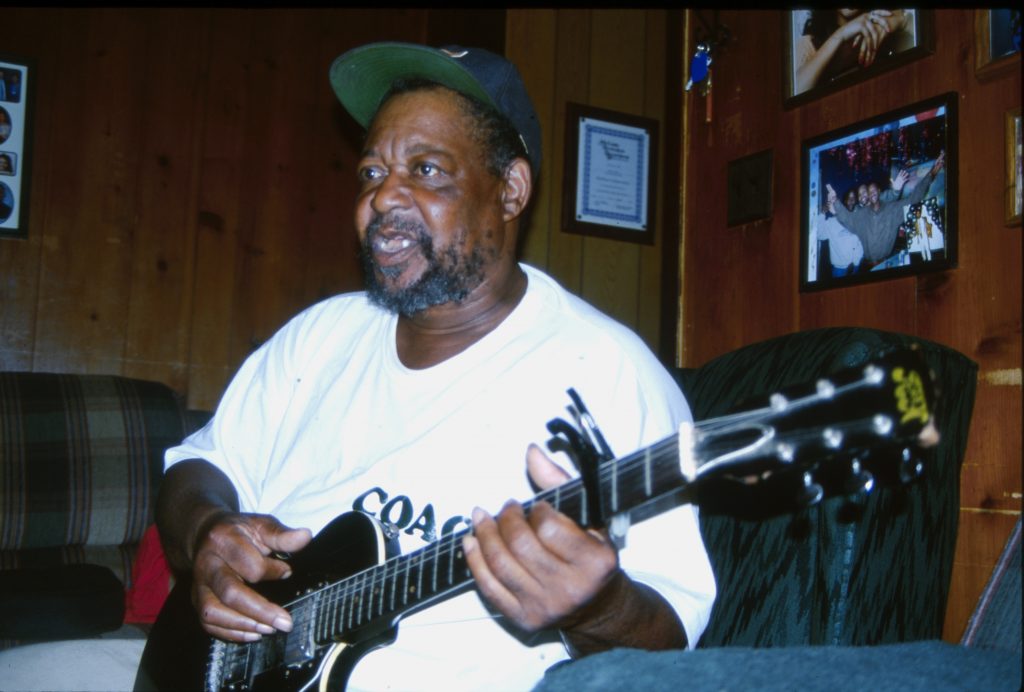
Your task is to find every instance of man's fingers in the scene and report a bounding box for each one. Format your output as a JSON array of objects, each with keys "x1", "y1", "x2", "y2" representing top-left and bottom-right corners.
[
  {"x1": 265, "y1": 525, "x2": 313, "y2": 554},
  {"x1": 193, "y1": 578, "x2": 285, "y2": 641},
  {"x1": 526, "y1": 444, "x2": 572, "y2": 492},
  {"x1": 464, "y1": 507, "x2": 532, "y2": 619}
]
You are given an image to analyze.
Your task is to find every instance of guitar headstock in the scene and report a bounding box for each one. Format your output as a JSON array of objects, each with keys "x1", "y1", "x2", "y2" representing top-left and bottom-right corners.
[{"x1": 691, "y1": 347, "x2": 939, "y2": 519}]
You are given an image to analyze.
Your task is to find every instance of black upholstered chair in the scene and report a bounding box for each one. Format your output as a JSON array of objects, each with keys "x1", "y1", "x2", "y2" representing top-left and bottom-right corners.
[
  {"x1": 535, "y1": 328, "x2": 1022, "y2": 691},
  {"x1": 675, "y1": 327, "x2": 977, "y2": 647}
]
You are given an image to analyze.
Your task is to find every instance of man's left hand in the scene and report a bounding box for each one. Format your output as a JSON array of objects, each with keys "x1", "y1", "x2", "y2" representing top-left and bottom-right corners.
[{"x1": 462, "y1": 444, "x2": 620, "y2": 632}]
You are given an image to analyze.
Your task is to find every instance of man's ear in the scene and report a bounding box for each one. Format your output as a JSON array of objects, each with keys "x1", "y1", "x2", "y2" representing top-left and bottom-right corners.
[{"x1": 501, "y1": 158, "x2": 532, "y2": 222}]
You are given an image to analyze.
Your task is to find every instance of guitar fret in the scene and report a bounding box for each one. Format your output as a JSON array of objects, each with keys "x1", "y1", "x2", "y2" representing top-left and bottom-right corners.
[
  {"x1": 345, "y1": 577, "x2": 355, "y2": 631},
  {"x1": 417, "y1": 549, "x2": 424, "y2": 600},
  {"x1": 644, "y1": 446, "x2": 652, "y2": 497},
  {"x1": 330, "y1": 585, "x2": 341, "y2": 638},
  {"x1": 355, "y1": 570, "x2": 366, "y2": 627},
  {"x1": 389, "y1": 556, "x2": 398, "y2": 612},
  {"x1": 377, "y1": 557, "x2": 385, "y2": 617},
  {"x1": 432, "y1": 539, "x2": 441, "y2": 592},
  {"x1": 611, "y1": 456, "x2": 619, "y2": 513},
  {"x1": 403, "y1": 553, "x2": 411, "y2": 606}
]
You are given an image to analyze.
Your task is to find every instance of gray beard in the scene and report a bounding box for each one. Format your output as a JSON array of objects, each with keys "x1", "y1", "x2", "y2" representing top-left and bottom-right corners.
[{"x1": 361, "y1": 215, "x2": 487, "y2": 317}]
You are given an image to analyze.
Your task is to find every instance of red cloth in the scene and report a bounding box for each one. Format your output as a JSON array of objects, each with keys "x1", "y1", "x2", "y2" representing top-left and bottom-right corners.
[{"x1": 124, "y1": 524, "x2": 173, "y2": 624}]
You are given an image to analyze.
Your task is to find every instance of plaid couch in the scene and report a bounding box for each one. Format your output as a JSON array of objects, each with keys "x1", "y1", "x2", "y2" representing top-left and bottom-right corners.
[{"x1": 0, "y1": 372, "x2": 208, "y2": 644}]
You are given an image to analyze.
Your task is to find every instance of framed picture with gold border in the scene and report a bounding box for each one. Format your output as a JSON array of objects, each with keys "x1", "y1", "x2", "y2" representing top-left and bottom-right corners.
[
  {"x1": 975, "y1": 9, "x2": 1021, "y2": 82},
  {"x1": 1007, "y1": 107, "x2": 1022, "y2": 227}
]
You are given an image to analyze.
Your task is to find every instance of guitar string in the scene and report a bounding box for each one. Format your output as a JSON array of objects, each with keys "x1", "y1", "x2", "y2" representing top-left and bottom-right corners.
[
  {"x1": 298, "y1": 404, "x2": 904, "y2": 643},
  {"x1": 306, "y1": 435, "x2": 683, "y2": 642}
]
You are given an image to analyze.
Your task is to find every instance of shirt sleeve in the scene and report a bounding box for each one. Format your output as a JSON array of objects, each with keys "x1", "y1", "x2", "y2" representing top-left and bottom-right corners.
[
  {"x1": 164, "y1": 302, "x2": 325, "y2": 511},
  {"x1": 588, "y1": 345, "x2": 717, "y2": 650}
]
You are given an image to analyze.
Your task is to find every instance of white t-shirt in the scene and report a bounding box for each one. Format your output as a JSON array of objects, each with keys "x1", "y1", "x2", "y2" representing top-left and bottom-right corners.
[{"x1": 167, "y1": 264, "x2": 716, "y2": 691}]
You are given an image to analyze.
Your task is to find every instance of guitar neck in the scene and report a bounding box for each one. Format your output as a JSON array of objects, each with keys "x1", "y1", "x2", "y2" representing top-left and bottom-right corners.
[{"x1": 303, "y1": 434, "x2": 687, "y2": 641}]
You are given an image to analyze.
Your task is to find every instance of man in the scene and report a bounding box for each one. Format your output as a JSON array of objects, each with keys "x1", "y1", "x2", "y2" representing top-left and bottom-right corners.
[
  {"x1": 827, "y1": 152, "x2": 945, "y2": 265},
  {"x1": 815, "y1": 187, "x2": 864, "y2": 278},
  {"x1": 140, "y1": 42, "x2": 715, "y2": 691}
]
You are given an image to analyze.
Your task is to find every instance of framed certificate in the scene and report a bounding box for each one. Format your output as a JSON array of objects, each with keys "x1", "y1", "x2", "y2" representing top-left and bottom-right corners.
[{"x1": 562, "y1": 102, "x2": 658, "y2": 244}]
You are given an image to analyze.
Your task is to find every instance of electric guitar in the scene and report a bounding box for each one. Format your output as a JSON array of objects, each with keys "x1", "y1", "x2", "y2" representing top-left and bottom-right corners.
[{"x1": 137, "y1": 349, "x2": 938, "y2": 692}]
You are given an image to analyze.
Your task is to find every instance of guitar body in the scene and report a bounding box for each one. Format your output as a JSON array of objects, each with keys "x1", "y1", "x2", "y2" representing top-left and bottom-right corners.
[{"x1": 137, "y1": 512, "x2": 399, "y2": 692}]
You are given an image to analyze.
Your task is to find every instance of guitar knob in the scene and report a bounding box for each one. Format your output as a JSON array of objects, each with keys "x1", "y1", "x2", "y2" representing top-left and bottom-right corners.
[{"x1": 799, "y1": 472, "x2": 824, "y2": 507}]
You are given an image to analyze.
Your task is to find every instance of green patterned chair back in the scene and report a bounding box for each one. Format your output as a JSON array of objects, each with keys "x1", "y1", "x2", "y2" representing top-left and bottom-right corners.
[
  {"x1": 674, "y1": 328, "x2": 977, "y2": 647},
  {"x1": 0, "y1": 373, "x2": 195, "y2": 583}
]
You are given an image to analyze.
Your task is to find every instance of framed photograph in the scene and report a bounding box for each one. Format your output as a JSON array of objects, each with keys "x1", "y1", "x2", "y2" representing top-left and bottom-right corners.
[
  {"x1": 975, "y1": 9, "x2": 1022, "y2": 82},
  {"x1": 784, "y1": 9, "x2": 935, "y2": 108},
  {"x1": 0, "y1": 54, "x2": 33, "y2": 240},
  {"x1": 1007, "y1": 108, "x2": 1022, "y2": 227},
  {"x1": 727, "y1": 149, "x2": 773, "y2": 227},
  {"x1": 562, "y1": 102, "x2": 658, "y2": 244},
  {"x1": 799, "y1": 92, "x2": 957, "y2": 292}
]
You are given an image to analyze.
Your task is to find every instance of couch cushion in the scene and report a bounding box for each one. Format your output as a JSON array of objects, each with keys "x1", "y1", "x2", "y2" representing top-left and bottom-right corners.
[{"x1": 0, "y1": 373, "x2": 190, "y2": 553}]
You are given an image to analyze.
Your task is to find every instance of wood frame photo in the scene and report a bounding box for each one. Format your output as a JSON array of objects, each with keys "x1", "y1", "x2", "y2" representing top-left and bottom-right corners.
[
  {"x1": 562, "y1": 102, "x2": 658, "y2": 245},
  {"x1": 974, "y1": 9, "x2": 1022, "y2": 83},
  {"x1": 1007, "y1": 107, "x2": 1022, "y2": 227},
  {"x1": 783, "y1": 9, "x2": 935, "y2": 109},
  {"x1": 0, "y1": 53, "x2": 34, "y2": 240},
  {"x1": 799, "y1": 92, "x2": 958, "y2": 293}
]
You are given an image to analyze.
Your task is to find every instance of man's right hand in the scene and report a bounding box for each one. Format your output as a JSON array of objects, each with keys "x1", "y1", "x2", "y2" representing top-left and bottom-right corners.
[{"x1": 189, "y1": 512, "x2": 312, "y2": 642}]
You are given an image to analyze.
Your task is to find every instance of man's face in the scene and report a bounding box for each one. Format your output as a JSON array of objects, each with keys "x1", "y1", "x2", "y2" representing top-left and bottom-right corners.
[
  {"x1": 354, "y1": 88, "x2": 512, "y2": 316},
  {"x1": 857, "y1": 185, "x2": 869, "y2": 207},
  {"x1": 867, "y1": 183, "x2": 880, "y2": 205},
  {"x1": 844, "y1": 190, "x2": 857, "y2": 211}
]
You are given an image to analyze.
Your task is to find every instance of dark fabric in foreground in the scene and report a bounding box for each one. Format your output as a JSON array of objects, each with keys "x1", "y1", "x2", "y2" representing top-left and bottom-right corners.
[
  {"x1": 0, "y1": 563, "x2": 125, "y2": 639},
  {"x1": 533, "y1": 641, "x2": 1022, "y2": 692}
]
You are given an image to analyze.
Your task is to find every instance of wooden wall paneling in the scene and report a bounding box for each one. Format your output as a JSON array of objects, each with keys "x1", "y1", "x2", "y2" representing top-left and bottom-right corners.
[
  {"x1": 121, "y1": 8, "x2": 210, "y2": 392},
  {"x1": 227, "y1": 11, "x2": 317, "y2": 367},
  {"x1": 659, "y1": 10, "x2": 686, "y2": 365},
  {"x1": 944, "y1": 510, "x2": 1020, "y2": 641},
  {"x1": 299, "y1": 12, "x2": 368, "y2": 313},
  {"x1": 32, "y1": 9, "x2": 148, "y2": 375},
  {"x1": 961, "y1": 382, "x2": 1023, "y2": 513},
  {"x1": 581, "y1": 10, "x2": 645, "y2": 328},
  {"x1": 185, "y1": 9, "x2": 252, "y2": 411},
  {"x1": 505, "y1": 9, "x2": 557, "y2": 272},
  {"x1": 0, "y1": 8, "x2": 58, "y2": 370},
  {"x1": 798, "y1": 279, "x2": 919, "y2": 333},
  {"x1": 636, "y1": 9, "x2": 667, "y2": 351},
  {"x1": 681, "y1": 10, "x2": 1020, "y2": 643},
  {"x1": 542, "y1": 9, "x2": 590, "y2": 295}
]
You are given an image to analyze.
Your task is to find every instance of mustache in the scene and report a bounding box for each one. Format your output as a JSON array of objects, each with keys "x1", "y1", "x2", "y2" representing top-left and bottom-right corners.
[{"x1": 364, "y1": 212, "x2": 430, "y2": 245}]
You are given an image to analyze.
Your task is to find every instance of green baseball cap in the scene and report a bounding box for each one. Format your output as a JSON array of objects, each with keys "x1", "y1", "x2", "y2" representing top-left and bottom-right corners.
[{"x1": 329, "y1": 42, "x2": 542, "y2": 175}]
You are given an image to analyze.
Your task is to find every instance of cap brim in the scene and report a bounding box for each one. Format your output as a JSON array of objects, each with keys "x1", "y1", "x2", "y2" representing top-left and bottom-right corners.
[{"x1": 329, "y1": 42, "x2": 495, "y2": 128}]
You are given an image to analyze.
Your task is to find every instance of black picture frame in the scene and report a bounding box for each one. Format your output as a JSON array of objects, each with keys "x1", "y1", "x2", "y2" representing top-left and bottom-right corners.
[
  {"x1": 799, "y1": 92, "x2": 958, "y2": 293},
  {"x1": 727, "y1": 149, "x2": 774, "y2": 227},
  {"x1": 0, "y1": 53, "x2": 34, "y2": 240},
  {"x1": 562, "y1": 102, "x2": 658, "y2": 245},
  {"x1": 783, "y1": 9, "x2": 935, "y2": 109}
]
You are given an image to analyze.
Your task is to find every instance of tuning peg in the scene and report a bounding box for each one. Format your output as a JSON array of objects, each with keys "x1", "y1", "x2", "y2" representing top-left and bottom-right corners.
[
  {"x1": 897, "y1": 447, "x2": 925, "y2": 485},
  {"x1": 848, "y1": 459, "x2": 875, "y2": 494}
]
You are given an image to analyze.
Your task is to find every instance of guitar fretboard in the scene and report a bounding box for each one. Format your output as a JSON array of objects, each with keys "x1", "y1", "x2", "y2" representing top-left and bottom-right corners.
[{"x1": 296, "y1": 434, "x2": 686, "y2": 645}]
